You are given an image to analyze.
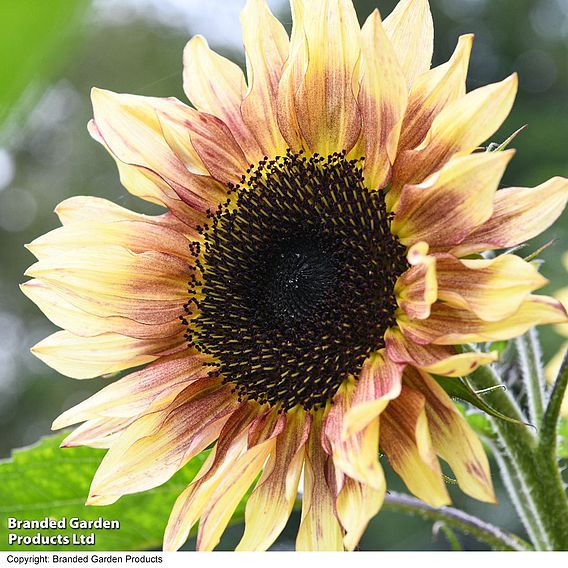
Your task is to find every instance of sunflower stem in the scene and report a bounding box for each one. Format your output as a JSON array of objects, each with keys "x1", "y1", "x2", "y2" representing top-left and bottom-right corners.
[
  {"x1": 382, "y1": 492, "x2": 532, "y2": 551},
  {"x1": 515, "y1": 329, "x2": 546, "y2": 429},
  {"x1": 464, "y1": 345, "x2": 568, "y2": 550}
]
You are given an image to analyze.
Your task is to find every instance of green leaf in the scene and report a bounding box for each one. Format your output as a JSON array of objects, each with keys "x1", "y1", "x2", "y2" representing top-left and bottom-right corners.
[
  {"x1": 0, "y1": 434, "x2": 228, "y2": 551},
  {"x1": 0, "y1": 0, "x2": 89, "y2": 135},
  {"x1": 433, "y1": 375, "x2": 528, "y2": 427}
]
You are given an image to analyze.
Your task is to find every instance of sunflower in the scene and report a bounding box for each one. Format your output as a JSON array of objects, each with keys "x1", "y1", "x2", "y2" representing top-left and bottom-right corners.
[{"x1": 22, "y1": 0, "x2": 568, "y2": 552}]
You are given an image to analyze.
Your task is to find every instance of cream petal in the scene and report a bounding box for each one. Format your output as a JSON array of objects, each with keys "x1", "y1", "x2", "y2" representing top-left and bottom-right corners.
[
  {"x1": 292, "y1": 0, "x2": 362, "y2": 155},
  {"x1": 395, "y1": 242, "x2": 437, "y2": 320},
  {"x1": 240, "y1": 0, "x2": 289, "y2": 156},
  {"x1": 398, "y1": 295, "x2": 568, "y2": 346},
  {"x1": 380, "y1": 384, "x2": 450, "y2": 507},
  {"x1": 357, "y1": 9, "x2": 407, "y2": 188},
  {"x1": 31, "y1": 330, "x2": 181, "y2": 380},
  {"x1": 53, "y1": 351, "x2": 210, "y2": 428},
  {"x1": 386, "y1": 327, "x2": 498, "y2": 377},
  {"x1": 383, "y1": 0, "x2": 434, "y2": 90},
  {"x1": 87, "y1": 379, "x2": 238, "y2": 505},
  {"x1": 296, "y1": 412, "x2": 344, "y2": 551},
  {"x1": 436, "y1": 253, "x2": 549, "y2": 321},
  {"x1": 452, "y1": 177, "x2": 568, "y2": 256},
  {"x1": 404, "y1": 367, "x2": 496, "y2": 502}
]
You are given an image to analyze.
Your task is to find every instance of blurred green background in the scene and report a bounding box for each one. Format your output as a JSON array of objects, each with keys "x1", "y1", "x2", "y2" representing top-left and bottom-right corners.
[{"x1": 0, "y1": 0, "x2": 566, "y2": 551}]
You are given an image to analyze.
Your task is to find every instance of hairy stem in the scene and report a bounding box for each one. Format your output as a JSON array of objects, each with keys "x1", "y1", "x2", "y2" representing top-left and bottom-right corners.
[
  {"x1": 383, "y1": 492, "x2": 532, "y2": 551},
  {"x1": 515, "y1": 329, "x2": 546, "y2": 429},
  {"x1": 465, "y1": 345, "x2": 568, "y2": 550}
]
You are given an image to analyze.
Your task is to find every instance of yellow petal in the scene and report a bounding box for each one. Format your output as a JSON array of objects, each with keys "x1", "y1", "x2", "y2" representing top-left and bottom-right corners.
[
  {"x1": 31, "y1": 330, "x2": 178, "y2": 380},
  {"x1": 324, "y1": 383, "x2": 383, "y2": 489},
  {"x1": 398, "y1": 295, "x2": 568, "y2": 346},
  {"x1": 383, "y1": 0, "x2": 434, "y2": 90},
  {"x1": 196, "y1": 439, "x2": 274, "y2": 551},
  {"x1": 392, "y1": 74, "x2": 518, "y2": 195},
  {"x1": 183, "y1": 35, "x2": 261, "y2": 163},
  {"x1": 404, "y1": 367, "x2": 496, "y2": 502},
  {"x1": 293, "y1": 0, "x2": 362, "y2": 155},
  {"x1": 297, "y1": 412, "x2": 344, "y2": 551},
  {"x1": 395, "y1": 241, "x2": 437, "y2": 319},
  {"x1": 392, "y1": 150, "x2": 514, "y2": 248},
  {"x1": 240, "y1": 0, "x2": 289, "y2": 156},
  {"x1": 343, "y1": 349, "x2": 404, "y2": 438},
  {"x1": 336, "y1": 476, "x2": 385, "y2": 551},
  {"x1": 380, "y1": 385, "x2": 450, "y2": 507},
  {"x1": 385, "y1": 327, "x2": 498, "y2": 377},
  {"x1": 87, "y1": 380, "x2": 238, "y2": 505},
  {"x1": 436, "y1": 254, "x2": 549, "y2": 321},
  {"x1": 357, "y1": 9, "x2": 407, "y2": 188},
  {"x1": 237, "y1": 408, "x2": 310, "y2": 551},
  {"x1": 398, "y1": 34, "x2": 473, "y2": 152},
  {"x1": 452, "y1": 177, "x2": 568, "y2": 256}
]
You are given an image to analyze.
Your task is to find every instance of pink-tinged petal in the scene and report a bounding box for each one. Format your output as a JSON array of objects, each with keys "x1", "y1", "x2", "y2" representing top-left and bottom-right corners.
[
  {"x1": 31, "y1": 330, "x2": 182, "y2": 380},
  {"x1": 436, "y1": 253, "x2": 549, "y2": 321},
  {"x1": 391, "y1": 74, "x2": 518, "y2": 200},
  {"x1": 398, "y1": 295, "x2": 568, "y2": 346},
  {"x1": 89, "y1": 120, "x2": 218, "y2": 226},
  {"x1": 297, "y1": 411, "x2": 344, "y2": 551},
  {"x1": 247, "y1": 408, "x2": 286, "y2": 448},
  {"x1": 183, "y1": 35, "x2": 262, "y2": 164},
  {"x1": 336, "y1": 476, "x2": 385, "y2": 551},
  {"x1": 392, "y1": 150, "x2": 514, "y2": 248},
  {"x1": 21, "y1": 280, "x2": 183, "y2": 340},
  {"x1": 380, "y1": 384, "x2": 450, "y2": 507},
  {"x1": 60, "y1": 417, "x2": 135, "y2": 449},
  {"x1": 276, "y1": 0, "x2": 310, "y2": 151},
  {"x1": 386, "y1": 327, "x2": 498, "y2": 377},
  {"x1": 91, "y1": 89, "x2": 248, "y2": 188},
  {"x1": 398, "y1": 34, "x2": 473, "y2": 152},
  {"x1": 324, "y1": 383, "x2": 384, "y2": 490},
  {"x1": 395, "y1": 242, "x2": 437, "y2": 319},
  {"x1": 240, "y1": 0, "x2": 289, "y2": 156},
  {"x1": 87, "y1": 378, "x2": 239, "y2": 505},
  {"x1": 25, "y1": 245, "x2": 189, "y2": 302},
  {"x1": 356, "y1": 9, "x2": 407, "y2": 189},
  {"x1": 343, "y1": 349, "x2": 404, "y2": 438},
  {"x1": 55, "y1": 195, "x2": 193, "y2": 238},
  {"x1": 163, "y1": 403, "x2": 261, "y2": 551},
  {"x1": 383, "y1": 0, "x2": 434, "y2": 90},
  {"x1": 404, "y1": 367, "x2": 496, "y2": 502},
  {"x1": 293, "y1": 0, "x2": 362, "y2": 155},
  {"x1": 452, "y1": 177, "x2": 568, "y2": 257},
  {"x1": 52, "y1": 351, "x2": 210, "y2": 429},
  {"x1": 27, "y1": 217, "x2": 192, "y2": 262},
  {"x1": 237, "y1": 408, "x2": 311, "y2": 551}
]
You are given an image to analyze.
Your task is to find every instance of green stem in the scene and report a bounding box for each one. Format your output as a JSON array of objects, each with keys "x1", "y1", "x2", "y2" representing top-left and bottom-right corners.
[
  {"x1": 515, "y1": 329, "x2": 546, "y2": 429},
  {"x1": 383, "y1": 492, "x2": 532, "y2": 551},
  {"x1": 540, "y1": 349, "x2": 568, "y2": 453},
  {"x1": 464, "y1": 345, "x2": 568, "y2": 550}
]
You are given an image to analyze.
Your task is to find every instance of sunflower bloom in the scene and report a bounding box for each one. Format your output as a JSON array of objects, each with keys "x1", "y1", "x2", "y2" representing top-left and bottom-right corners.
[{"x1": 22, "y1": 0, "x2": 568, "y2": 552}]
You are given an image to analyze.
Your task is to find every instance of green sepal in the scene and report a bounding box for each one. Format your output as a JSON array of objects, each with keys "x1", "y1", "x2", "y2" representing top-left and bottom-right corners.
[{"x1": 433, "y1": 375, "x2": 529, "y2": 427}]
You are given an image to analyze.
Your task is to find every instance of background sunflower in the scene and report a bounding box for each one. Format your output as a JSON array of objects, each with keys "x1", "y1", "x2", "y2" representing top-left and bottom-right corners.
[{"x1": 0, "y1": 0, "x2": 567, "y2": 551}]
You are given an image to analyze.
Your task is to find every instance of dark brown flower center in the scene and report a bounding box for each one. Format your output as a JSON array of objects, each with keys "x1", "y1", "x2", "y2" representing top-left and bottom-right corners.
[{"x1": 184, "y1": 150, "x2": 408, "y2": 411}]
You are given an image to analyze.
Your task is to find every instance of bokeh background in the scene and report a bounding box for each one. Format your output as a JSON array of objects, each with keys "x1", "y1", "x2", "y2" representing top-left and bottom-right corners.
[{"x1": 0, "y1": 0, "x2": 567, "y2": 551}]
